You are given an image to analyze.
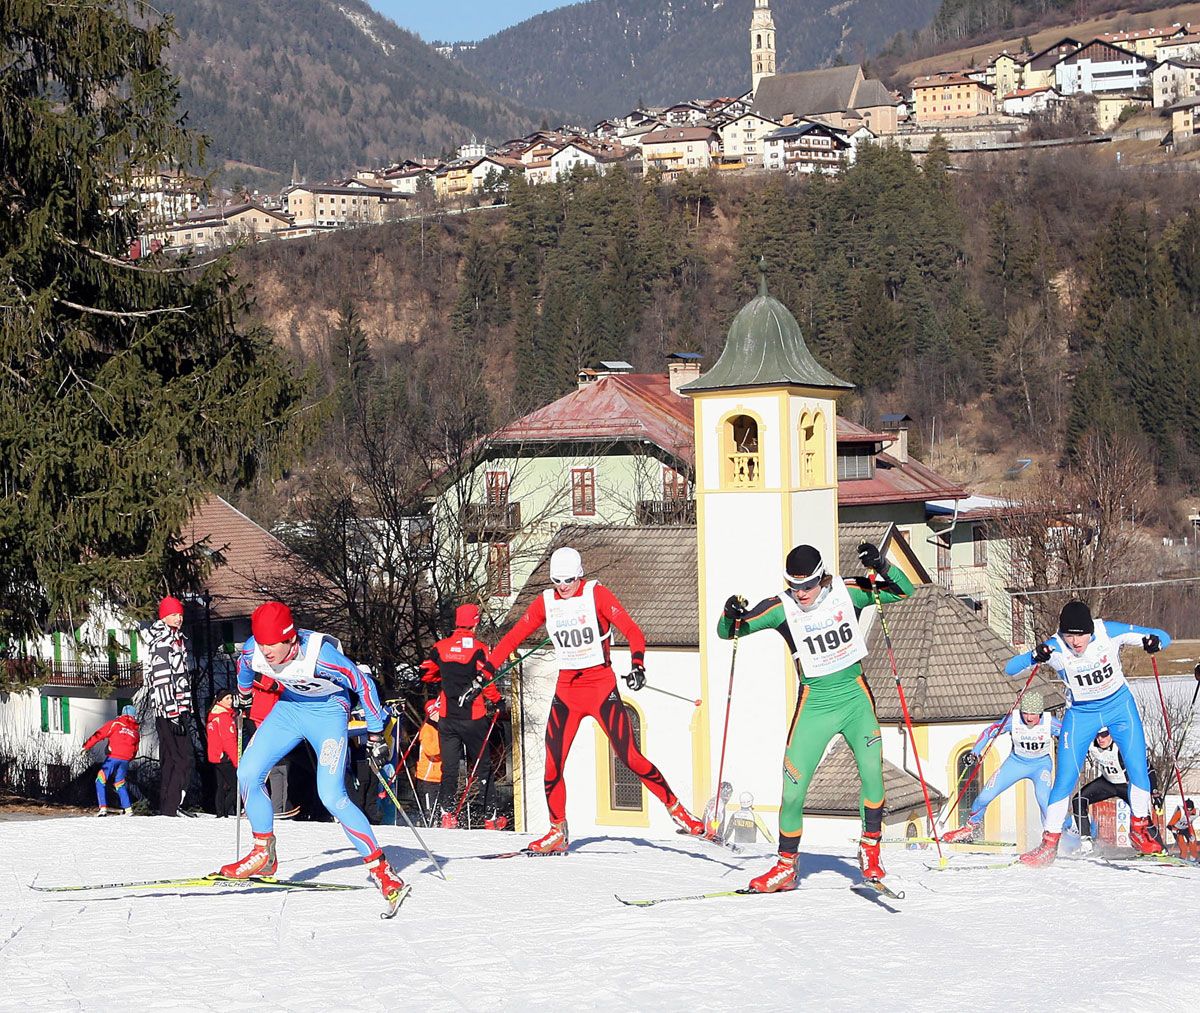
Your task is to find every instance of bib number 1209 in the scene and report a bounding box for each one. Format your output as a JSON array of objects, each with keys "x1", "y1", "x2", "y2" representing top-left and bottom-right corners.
[
  {"x1": 803, "y1": 623, "x2": 853, "y2": 655},
  {"x1": 554, "y1": 628, "x2": 595, "y2": 649}
]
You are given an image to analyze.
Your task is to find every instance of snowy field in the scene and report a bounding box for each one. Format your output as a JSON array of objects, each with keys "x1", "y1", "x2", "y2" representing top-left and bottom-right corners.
[{"x1": 2, "y1": 817, "x2": 1198, "y2": 1012}]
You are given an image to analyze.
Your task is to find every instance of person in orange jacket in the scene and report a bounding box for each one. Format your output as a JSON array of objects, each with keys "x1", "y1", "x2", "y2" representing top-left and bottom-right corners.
[
  {"x1": 206, "y1": 690, "x2": 239, "y2": 816},
  {"x1": 414, "y1": 698, "x2": 443, "y2": 819},
  {"x1": 82, "y1": 706, "x2": 140, "y2": 816},
  {"x1": 1167, "y1": 799, "x2": 1197, "y2": 860}
]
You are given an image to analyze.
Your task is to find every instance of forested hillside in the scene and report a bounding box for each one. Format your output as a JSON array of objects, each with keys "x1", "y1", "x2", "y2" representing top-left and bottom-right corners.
[
  {"x1": 452, "y1": 0, "x2": 939, "y2": 124},
  {"x1": 234, "y1": 146, "x2": 1200, "y2": 500},
  {"x1": 157, "y1": 0, "x2": 544, "y2": 181}
]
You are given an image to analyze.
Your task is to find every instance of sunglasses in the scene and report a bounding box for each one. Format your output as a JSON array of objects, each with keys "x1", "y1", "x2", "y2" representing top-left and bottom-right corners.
[
  {"x1": 785, "y1": 570, "x2": 824, "y2": 591},
  {"x1": 551, "y1": 576, "x2": 580, "y2": 585}
]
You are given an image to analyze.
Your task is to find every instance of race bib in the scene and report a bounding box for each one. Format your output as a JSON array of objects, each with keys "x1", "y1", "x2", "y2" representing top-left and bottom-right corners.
[
  {"x1": 543, "y1": 581, "x2": 608, "y2": 668},
  {"x1": 1054, "y1": 621, "x2": 1128, "y2": 704},
  {"x1": 780, "y1": 577, "x2": 869, "y2": 679}
]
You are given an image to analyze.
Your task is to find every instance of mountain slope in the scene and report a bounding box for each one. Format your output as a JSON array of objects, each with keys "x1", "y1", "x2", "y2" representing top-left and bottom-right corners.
[
  {"x1": 451, "y1": 0, "x2": 940, "y2": 124},
  {"x1": 159, "y1": 0, "x2": 545, "y2": 179}
]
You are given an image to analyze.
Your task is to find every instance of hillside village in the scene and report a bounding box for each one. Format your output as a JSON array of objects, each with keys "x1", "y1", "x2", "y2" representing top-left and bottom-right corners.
[{"x1": 128, "y1": 2, "x2": 1200, "y2": 258}]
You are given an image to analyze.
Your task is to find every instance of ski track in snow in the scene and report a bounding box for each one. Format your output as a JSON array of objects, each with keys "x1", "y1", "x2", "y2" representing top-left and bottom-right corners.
[{"x1": 2, "y1": 818, "x2": 1199, "y2": 1010}]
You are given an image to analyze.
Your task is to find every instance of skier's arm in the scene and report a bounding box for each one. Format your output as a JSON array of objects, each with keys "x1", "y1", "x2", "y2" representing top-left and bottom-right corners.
[
  {"x1": 82, "y1": 721, "x2": 114, "y2": 751},
  {"x1": 972, "y1": 714, "x2": 1011, "y2": 755},
  {"x1": 846, "y1": 564, "x2": 914, "y2": 610},
  {"x1": 1104, "y1": 621, "x2": 1171, "y2": 651},
  {"x1": 1005, "y1": 643, "x2": 1062, "y2": 678},
  {"x1": 486, "y1": 595, "x2": 547, "y2": 671},
  {"x1": 594, "y1": 584, "x2": 646, "y2": 665},
  {"x1": 318, "y1": 644, "x2": 384, "y2": 733},
  {"x1": 235, "y1": 643, "x2": 256, "y2": 693},
  {"x1": 474, "y1": 645, "x2": 502, "y2": 703},
  {"x1": 716, "y1": 596, "x2": 786, "y2": 639},
  {"x1": 1051, "y1": 717, "x2": 1063, "y2": 738}
]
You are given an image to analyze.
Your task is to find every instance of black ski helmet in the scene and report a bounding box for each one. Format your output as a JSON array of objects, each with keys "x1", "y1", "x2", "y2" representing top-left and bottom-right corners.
[{"x1": 1058, "y1": 600, "x2": 1093, "y2": 636}]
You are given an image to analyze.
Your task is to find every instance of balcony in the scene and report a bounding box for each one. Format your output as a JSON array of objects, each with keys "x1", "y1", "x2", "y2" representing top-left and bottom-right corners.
[
  {"x1": 636, "y1": 499, "x2": 696, "y2": 525},
  {"x1": 3, "y1": 659, "x2": 144, "y2": 695},
  {"x1": 460, "y1": 501, "x2": 522, "y2": 541}
]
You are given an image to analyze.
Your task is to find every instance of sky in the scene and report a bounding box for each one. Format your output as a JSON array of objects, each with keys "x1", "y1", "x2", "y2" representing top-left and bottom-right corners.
[{"x1": 367, "y1": 1, "x2": 568, "y2": 43}]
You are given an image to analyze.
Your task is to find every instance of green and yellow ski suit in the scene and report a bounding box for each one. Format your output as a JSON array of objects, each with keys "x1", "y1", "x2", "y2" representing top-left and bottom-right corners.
[{"x1": 716, "y1": 565, "x2": 913, "y2": 855}]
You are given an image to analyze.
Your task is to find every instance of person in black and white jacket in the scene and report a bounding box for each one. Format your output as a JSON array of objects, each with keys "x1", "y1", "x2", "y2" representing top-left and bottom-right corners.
[{"x1": 148, "y1": 596, "x2": 194, "y2": 816}]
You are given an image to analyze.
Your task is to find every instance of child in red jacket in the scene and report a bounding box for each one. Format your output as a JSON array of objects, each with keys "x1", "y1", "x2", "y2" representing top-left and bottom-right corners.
[
  {"x1": 206, "y1": 690, "x2": 239, "y2": 816},
  {"x1": 82, "y1": 706, "x2": 140, "y2": 816}
]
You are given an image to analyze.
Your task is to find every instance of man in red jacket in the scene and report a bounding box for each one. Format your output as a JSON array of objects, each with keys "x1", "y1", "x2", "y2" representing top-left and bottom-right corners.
[
  {"x1": 484, "y1": 546, "x2": 704, "y2": 853},
  {"x1": 82, "y1": 706, "x2": 140, "y2": 816},
  {"x1": 421, "y1": 604, "x2": 500, "y2": 825},
  {"x1": 206, "y1": 690, "x2": 239, "y2": 816}
]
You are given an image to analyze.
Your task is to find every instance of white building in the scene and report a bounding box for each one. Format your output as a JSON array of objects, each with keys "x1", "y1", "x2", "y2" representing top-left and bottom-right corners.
[
  {"x1": 1054, "y1": 40, "x2": 1153, "y2": 95},
  {"x1": 717, "y1": 112, "x2": 782, "y2": 167},
  {"x1": 1153, "y1": 59, "x2": 1200, "y2": 108},
  {"x1": 1001, "y1": 86, "x2": 1065, "y2": 116}
]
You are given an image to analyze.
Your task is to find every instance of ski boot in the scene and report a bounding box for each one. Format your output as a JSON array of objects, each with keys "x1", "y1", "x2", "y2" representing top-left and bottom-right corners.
[
  {"x1": 526, "y1": 819, "x2": 568, "y2": 854},
  {"x1": 859, "y1": 831, "x2": 886, "y2": 881},
  {"x1": 1129, "y1": 815, "x2": 1165, "y2": 855},
  {"x1": 365, "y1": 851, "x2": 406, "y2": 900},
  {"x1": 747, "y1": 852, "x2": 797, "y2": 893},
  {"x1": 219, "y1": 831, "x2": 278, "y2": 879},
  {"x1": 667, "y1": 800, "x2": 706, "y2": 836},
  {"x1": 95, "y1": 808, "x2": 108, "y2": 817},
  {"x1": 1019, "y1": 831, "x2": 1060, "y2": 867},
  {"x1": 1078, "y1": 835, "x2": 1094, "y2": 856},
  {"x1": 941, "y1": 822, "x2": 981, "y2": 844}
]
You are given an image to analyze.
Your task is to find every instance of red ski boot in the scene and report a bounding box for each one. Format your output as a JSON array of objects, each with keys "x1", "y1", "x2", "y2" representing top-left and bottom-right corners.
[
  {"x1": 1129, "y1": 815, "x2": 1165, "y2": 855},
  {"x1": 667, "y1": 800, "x2": 705, "y2": 836},
  {"x1": 1019, "y1": 831, "x2": 1060, "y2": 867},
  {"x1": 859, "y1": 832, "x2": 886, "y2": 881},
  {"x1": 941, "y1": 823, "x2": 981, "y2": 844},
  {"x1": 365, "y1": 851, "x2": 406, "y2": 900},
  {"x1": 526, "y1": 819, "x2": 568, "y2": 854},
  {"x1": 219, "y1": 831, "x2": 278, "y2": 879},
  {"x1": 747, "y1": 852, "x2": 797, "y2": 893}
]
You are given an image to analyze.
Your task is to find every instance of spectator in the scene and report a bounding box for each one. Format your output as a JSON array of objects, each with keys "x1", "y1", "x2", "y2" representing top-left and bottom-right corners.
[
  {"x1": 206, "y1": 690, "x2": 239, "y2": 816},
  {"x1": 414, "y1": 698, "x2": 443, "y2": 821},
  {"x1": 1168, "y1": 799, "x2": 1197, "y2": 860},
  {"x1": 82, "y1": 705, "x2": 139, "y2": 816},
  {"x1": 147, "y1": 596, "x2": 194, "y2": 816}
]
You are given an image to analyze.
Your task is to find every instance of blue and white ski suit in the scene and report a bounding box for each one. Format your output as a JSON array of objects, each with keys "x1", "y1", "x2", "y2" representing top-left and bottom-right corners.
[{"x1": 964, "y1": 710, "x2": 1061, "y2": 826}]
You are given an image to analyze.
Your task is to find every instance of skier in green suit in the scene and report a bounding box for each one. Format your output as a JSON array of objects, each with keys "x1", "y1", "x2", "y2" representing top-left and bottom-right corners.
[{"x1": 719, "y1": 542, "x2": 912, "y2": 892}]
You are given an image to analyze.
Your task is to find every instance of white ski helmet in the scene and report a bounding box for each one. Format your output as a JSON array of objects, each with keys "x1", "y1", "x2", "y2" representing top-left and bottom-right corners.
[{"x1": 549, "y1": 546, "x2": 584, "y2": 581}]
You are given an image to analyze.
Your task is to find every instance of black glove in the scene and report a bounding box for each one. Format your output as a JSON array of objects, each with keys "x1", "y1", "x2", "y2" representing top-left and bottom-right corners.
[
  {"x1": 170, "y1": 715, "x2": 189, "y2": 737},
  {"x1": 232, "y1": 688, "x2": 253, "y2": 712},
  {"x1": 723, "y1": 595, "x2": 748, "y2": 620},
  {"x1": 1152, "y1": 791, "x2": 1164, "y2": 811},
  {"x1": 1142, "y1": 634, "x2": 1161, "y2": 654},
  {"x1": 857, "y1": 542, "x2": 885, "y2": 573},
  {"x1": 624, "y1": 664, "x2": 646, "y2": 692},
  {"x1": 484, "y1": 695, "x2": 501, "y2": 717},
  {"x1": 458, "y1": 675, "x2": 487, "y2": 708},
  {"x1": 962, "y1": 752, "x2": 980, "y2": 769},
  {"x1": 1032, "y1": 643, "x2": 1052, "y2": 665},
  {"x1": 366, "y1": 733, "x2": 390, "y2": 767}
]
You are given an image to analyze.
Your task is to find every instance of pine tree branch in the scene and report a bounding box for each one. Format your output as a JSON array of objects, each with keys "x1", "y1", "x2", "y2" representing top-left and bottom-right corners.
[
  {"x1": 56, "y1": 234, "x2": 221, "y2": 273},
  {"x1": 56, "y1": 299, "x2": 191, "y2": 318}
]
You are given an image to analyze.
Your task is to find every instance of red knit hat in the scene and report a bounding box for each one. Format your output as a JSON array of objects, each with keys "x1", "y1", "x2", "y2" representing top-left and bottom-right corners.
[
  {"x1": 158, "y1": 596, "x2": 184, "y2": 619},
  {"x1": 425, "y1": 698, "x2": 441, "y2": 720},
  {"x1": 252, "y1": 601, "x2": 295, "y2": 645},
  {"x1": 455, "y1": 604, "x2": 480, "y2": 630}
]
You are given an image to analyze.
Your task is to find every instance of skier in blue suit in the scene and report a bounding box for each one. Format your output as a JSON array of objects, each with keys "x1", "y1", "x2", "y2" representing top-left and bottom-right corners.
[
  {"x1": 1009, "y1": 600, "x2": 1168, "y2": 866},
  {"x1": 942, "y1": 689, "x2": 1061, "y2": 843},
  {"x1": 221, "y1": 601, "x2": 405, "y2": 905}
]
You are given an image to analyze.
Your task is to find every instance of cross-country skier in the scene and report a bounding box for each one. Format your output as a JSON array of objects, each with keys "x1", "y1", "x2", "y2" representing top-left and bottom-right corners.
[
  {"x1": 420, "y1": 604, "x2": 500, "y2": 825},
  {"x1": 942, "y1": 689, "x2": 1060, "y2": 843},
  {"x1": 82, "y1": 705, "x2": 139, "y2": 816},
  {"x1": 1009, "y1": 600, "x2": 1169, "y2": 866},
  {"x1": 719, "y1": 542, "x2": 911, "y2": 892},
  {"x1": 483, "y1": 546, "x2": 705, "y2": 852},
  {"x1": 1070, "y1": 727, "x2": 1161, "y2": 853},
  {"x1": 1167, "y1": 799, "x2": 1197, "y2": 859},
  {"x1": 224, "y1": 601, "x2": 405, "y2": 906}
]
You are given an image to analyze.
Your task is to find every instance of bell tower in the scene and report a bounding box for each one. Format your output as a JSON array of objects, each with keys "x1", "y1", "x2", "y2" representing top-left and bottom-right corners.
[{"x1": 751, "y1": 0, "x2": 776, "y2": 95}]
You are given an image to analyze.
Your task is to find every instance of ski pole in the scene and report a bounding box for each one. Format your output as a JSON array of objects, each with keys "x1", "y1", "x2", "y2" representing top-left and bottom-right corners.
[
  {"x1": 442, "y1": 709, "x2": 501, "y2": 828},
  {"x1": 234, "y1": 714, "x2": 243, "y2": 860},
  {"x1": 369, "y1": 758, "x2": 447, "y2": 881},
  {"x1": 709, "y1": 618, "x2": 741, "y2": 837},
  {"x1": 940, "y1": 662, "x2": 1041, "y2": 826},
  {"x1": 1150, "y1": 653, "x2": 1193, "y2": 835},
  {"x1": 635, "y1": 680, "x2": 702, "y2": 707},
  {"x1": 458, "y1": 637, "x2": 552, "y2": 707},
  {"x1": 400, "y1": 757, "x2": 429, "y2": 828},
  {"x1": 870, "y1": 578, "x2": 944, "y2": 866}
]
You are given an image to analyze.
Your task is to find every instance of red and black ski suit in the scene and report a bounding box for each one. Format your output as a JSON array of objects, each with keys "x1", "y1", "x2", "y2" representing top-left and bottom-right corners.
[
  {"x1": 422, "y1": 626, "x2": 501, "y2": 810},
  {"x1": 487, "y1": 581, "x2": 678, "y2": 823}
]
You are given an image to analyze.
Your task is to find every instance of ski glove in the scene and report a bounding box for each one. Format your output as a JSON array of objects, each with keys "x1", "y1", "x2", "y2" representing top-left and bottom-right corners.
[
  {"x1": 963, "y1": 752, "x2": 980, "y2": 769},
  {"x1": 1032, "y1": 643, "x2": 1053, "y2": 665},
  {"x1": 366, "y1": 733, "x2": 390, "y2": 767},
  {"x1": 1142, "y1": 634, "x2": 1161, "y2": 654},
  {"x1": 624, "y1": 665, "x2": 646, "y2": 692},
  {"x1": 723, "y1": 595, "x2": 749, "y2": 620},
  {"x1": 857, "y1": 542, "x2": 885, "y2": 572},
  {"x1": 232, "y1": 688, "x2": 253, "y2": 712},
  {"x1": 484, "y1": 696, "x2": 501, "y2": 717}
]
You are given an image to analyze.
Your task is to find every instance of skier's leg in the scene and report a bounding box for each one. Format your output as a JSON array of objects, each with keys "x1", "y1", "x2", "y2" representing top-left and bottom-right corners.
[
  {"x1": 303, "y1": 700, "x2": 380, "y2": 859},
  {"x1": 842, "y1": 676, "x2": 886, "y2": 836},
  {"x1": 967, "y1": 755, "x2": 1029, "y2": 826},
  {"x1": 1106, "y1": 691, "x2": 1152, "y2": 817},
  {"x1": 778, "y1": 685, "x2": 840, "y2": 853},
  {"x1": 112, "y1": 760, "x2": 131, "y2": 810},
  {"x1": 595, "y1": 688, "x2": 674, "y2": 807},
  {"x1": 1044, "y1": 706, "x2": 1099, "y2": 832},
  {"x1": 1031, "y1": 756, "x2": 1053, "y2": 827},
  {"x1": 95, "y1": 759, "x2": 113, "y2": 809},
  {"x1": 238, "y1": 703, "x2": 303, "y2": 836},
  {"x1": 437, "y1": 719, "x2": 467, "y2": 813},
  {"x1": 544, "y1": 693, "x2": 584, "y2": 823}
]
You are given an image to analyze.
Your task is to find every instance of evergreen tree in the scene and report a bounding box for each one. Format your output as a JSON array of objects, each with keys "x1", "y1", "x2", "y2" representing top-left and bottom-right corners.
[{"x1": 0, "y1": 2, "x2": 308, "y2": 647}]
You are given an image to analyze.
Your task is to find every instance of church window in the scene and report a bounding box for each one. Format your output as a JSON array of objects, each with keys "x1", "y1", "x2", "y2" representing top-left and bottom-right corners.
[
  {"x1": 757, "y1": 34, "x2": 762, "y2": 48},
  {"x1": 609, "y1": 705, "x2": 645, "y2": 811},
  {"x1": 799, "y1": 411, "x2": 827, "y2": 487},
  {"x1": 955, "y1": 750, "x2": 982, "y2": 819},
  {"x1": 722, "y1": 413, "x2": 762, "y2": 490}
]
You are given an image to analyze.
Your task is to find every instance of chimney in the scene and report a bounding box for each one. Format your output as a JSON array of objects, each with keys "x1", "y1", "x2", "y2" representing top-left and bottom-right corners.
[
  {"x1": 667, "y1": 352, "x2": 703, "y2": 393},
  {"x1": 879, "y1": 412, "x2": 913, "y2": 463}
]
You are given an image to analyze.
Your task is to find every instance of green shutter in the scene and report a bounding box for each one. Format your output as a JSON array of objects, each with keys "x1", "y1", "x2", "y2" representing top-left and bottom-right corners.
[
  {"x1": 52, "y1": 632, "x2": 62, "y2": 664},
  {"x1": 106, "y1": 628, "x2": 117, "y2": 665},
  {"x1": 128, "y1": 630, "x2": 139, "y2": 663},
  {"x1": 60, "y1": 697, "x2": 70, "y2": 734},
  {"x1": 40, "y1": 695, "x2": 49, "y2": 732}
]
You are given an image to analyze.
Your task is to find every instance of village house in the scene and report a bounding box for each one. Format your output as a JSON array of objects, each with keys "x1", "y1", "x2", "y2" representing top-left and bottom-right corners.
[
  {"x1": 910, "y1": 73, "x2": 997, "y2": 122},
  {"x1": 762, "y1": 121, "x2": 852, "y2": 173},
  {"x1": 1001, "y1": 86, "x2": 1065, "y2": 116},
  {"x1": 548, "y1": 142, "x2": 634, "y2": 179},
  {"x1": 716, "y1": 112, "x2": 782, "y2": 168},
  {"x1": 1153, "y1": 59, "x2": 1200, "y2": 107},
  {"x1": 1053, "y1": 39, "x2": 1152, "y2": 95},
  {"x1": 987, "y1": 51, "x2": 1026, "y2": 99},
  {"x1": 434, "y1": 161, "x2": 477, "y2": 200},
  {"x1": 1155, "y1": 30, "x2": 1200, "y2": 62},
  {"x1": 471, "y1": 155, "x2": 525, "y2": 190},
  {"x1": 1168, "y1": 96, "x2": 1200, "y2": 144},
  {"x1": 662, "y1": 102, "x2": 710, "y2": 126},
  {"x1": 114, "y1": 167, "x2": 203, "y2": 224},
  {"x1": 381, "y1": 164, "x2": 437, "y2": 194},
  {"x1": 1022, "y1": 37, "x2": 1085, "y2": 91},
  {"x1": 1098, "y1": 25, "x2": 1187, "y2": 58},
  {"x1": 282, "y1": 182, "x2": 406, "y2": 227},
  {"x1": 640, "y1": 125, "x2": 720, "y2": 178},
  {"x1": 156, "y1": 201, "x2": 291, "y2": 253},
  {"x1": 1093, "y1": 93, "x2": 1151, "y2": 130}
]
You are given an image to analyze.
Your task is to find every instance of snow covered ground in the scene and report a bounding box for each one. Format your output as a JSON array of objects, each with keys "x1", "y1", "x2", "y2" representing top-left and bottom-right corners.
[{"x1": 2, "y1": 817, "x2": 1198, "y2": 1012}]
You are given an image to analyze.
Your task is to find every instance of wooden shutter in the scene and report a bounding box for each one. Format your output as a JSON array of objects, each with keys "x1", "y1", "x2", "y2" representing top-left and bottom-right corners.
[
  {"x1": 60, "y1": 697, "x2": 70, "y2": 734},
  {"x1": 40, "y1": 695, "x2": 49, "y2": 733}
]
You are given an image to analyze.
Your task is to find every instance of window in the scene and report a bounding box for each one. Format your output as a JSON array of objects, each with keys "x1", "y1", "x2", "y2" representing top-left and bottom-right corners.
[
  {"x1": 836, "y1": 449, "x2": 874, "y2": 481},
  {"x1": 485, "y1": 470, "x2": 509, "y2": 507},
  {"x1": 40, "y1": 695, "x2": 69, "y2": 734},
  {"x1": 799, "y1": 411, "x2": 827, "y2": 487},
  {"x1": 662, "y1": 466, "x2": 688, "y2": 501},
  {"x1": 487, "y1": 542, "x2": 511, "y2": 596},
  {"x1": 722, "y1": 413, "x2": 761, "y2": 489},
  {"x1": 973, "y1": 526, "x2": 988, "y2": 567},
  {"x1": 936, "y1": 536, "x2": 952, "y2": 584},
  {"x1": 571, "y1": 468, "x2": 596, "y2": 516},
  {"x1": 609, "y1": 704, "x2": 645, "y2": 810},
  {"x1": 955, "y1": 750, "x2": 982, "y2": 819}
]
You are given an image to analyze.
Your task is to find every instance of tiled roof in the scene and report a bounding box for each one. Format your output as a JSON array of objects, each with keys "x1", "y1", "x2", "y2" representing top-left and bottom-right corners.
[
  {"x1": 860, "y1": 585, "x2": 1064, "y2": 723},
  {"x1": 912, "y1": 73, "x2": 986, "y2": 89},
  {"x1": 854, "y1": 78, "x2": 896, "y2": 107},
  {"x1": 804, "y1": 740, "x2": 946, "y2": 814},
  {"x1": 504, "y1": 525, "x2": 698, "y2": 647},
  {"x1": 752, "y1": 65, "x2": 862, "y2": 119},
  {"x1": 177, "y1": 495, "x2": 314, "y2": 621},
  {"x1": 642, "y1": 126, "x2": 719, "y2": 144}
]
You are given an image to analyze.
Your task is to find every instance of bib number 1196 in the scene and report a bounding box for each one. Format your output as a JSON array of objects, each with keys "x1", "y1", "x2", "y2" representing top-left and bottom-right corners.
[{"x1": 803, "y1": 623, "x2": 853, "y2": 655}]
